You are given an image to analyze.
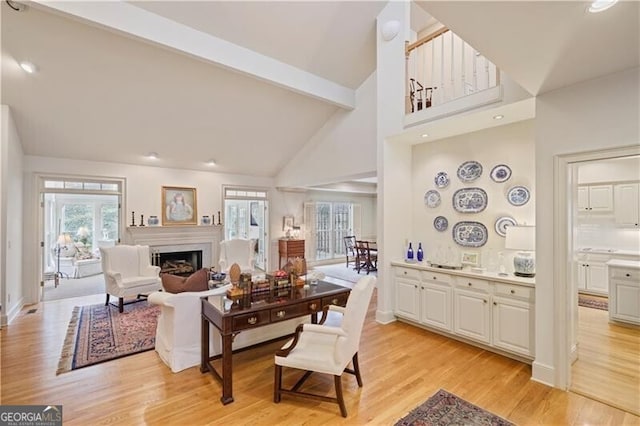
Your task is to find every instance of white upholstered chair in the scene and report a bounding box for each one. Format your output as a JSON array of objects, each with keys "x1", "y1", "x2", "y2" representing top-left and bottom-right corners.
[
  {"x1": 99, "y1": 245, "x2": 162, "y2": 313},
  {"x1": 274, "y1": 275, "x2": 376, "y2": 417},
  {"x1": 219, "y1": 238, "x2": 256, "y2": 273}
]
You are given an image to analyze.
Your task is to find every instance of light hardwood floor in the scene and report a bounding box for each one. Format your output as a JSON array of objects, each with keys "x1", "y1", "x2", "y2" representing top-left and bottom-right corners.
[
  {"x1": 2, "y1": 285, "x2": 639, "y2": 425},
  {"x1": 571, "y1": 302, "x2": 640, "y2": 416}
]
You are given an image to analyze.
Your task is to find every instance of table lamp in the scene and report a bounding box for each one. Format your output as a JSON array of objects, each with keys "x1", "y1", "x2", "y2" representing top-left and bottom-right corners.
[{"x1": 505, "y1": 225, "x2": 535, "y2": 277}]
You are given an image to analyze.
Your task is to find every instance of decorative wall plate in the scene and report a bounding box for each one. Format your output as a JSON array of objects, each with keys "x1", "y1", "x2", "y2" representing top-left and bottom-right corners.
[
  {"x1": 452, "y1": 221, "x2": 488, "y2": 247},
  {"x1": 424, "y1": 190, "x2": 441, "y2": 208},
  {"x1": 433, "y1": 216, "x2": 448, "y2": 232},
  {"x1": 507, "y1": 186, "x2": 530, "y2": 206},
  {"x1": 434, "y1": 172, "x2": 450, "y2": 188},
  {"x1": 452, "y1": 187, "x2": 488, "y2": 213},
  {"x1": 494, "y1": 216, "x2": 517, "y2": 237},
  {"x1": 457, "y1": 161, "x2": 483, "y2": 182},
  {"x1": 490, "y1": 164, "x2": 512, "y2": 183}
]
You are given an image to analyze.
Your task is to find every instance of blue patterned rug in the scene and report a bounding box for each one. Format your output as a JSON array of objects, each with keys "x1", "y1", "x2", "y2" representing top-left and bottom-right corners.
[{"x1": 395, "y1": 389, "x2": 514, "y2": 426}]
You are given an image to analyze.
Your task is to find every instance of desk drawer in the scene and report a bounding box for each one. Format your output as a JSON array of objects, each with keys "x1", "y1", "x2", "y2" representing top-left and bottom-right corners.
[
  {"x1": 322, "y1": 293, "x2": 349, "y2": 308},
  {"x1": 494, "y1": 283, "x2": 533, "y2": 301},
  {"x1": 455, "y1": 276, "x2": 490, "y2": 292},
  {"x1": 421, "y1": 271, "x2": 452, "y2": 284},
  {"x1": 271, "y1": 298, "x2": 322, "y2": 322},
  {"x1": 395, "y1": 267, "x2": 420, "y2": 280},
  {"x1": 233, "y1": 310, "x2": 271, "y2": 331}
]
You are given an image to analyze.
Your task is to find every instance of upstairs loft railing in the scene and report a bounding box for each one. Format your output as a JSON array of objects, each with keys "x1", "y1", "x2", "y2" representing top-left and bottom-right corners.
[{"x1": 405, "y1": 27, "x2": 500, "y2": 115}]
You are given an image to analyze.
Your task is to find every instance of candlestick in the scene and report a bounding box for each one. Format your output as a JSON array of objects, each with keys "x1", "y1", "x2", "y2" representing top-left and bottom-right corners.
[
  {"x1": 130, "y1": 211, "x2": 136, "y2": 227},
  {"x1": 139, "y1": 214, "x2": 145, "y2": 226}
]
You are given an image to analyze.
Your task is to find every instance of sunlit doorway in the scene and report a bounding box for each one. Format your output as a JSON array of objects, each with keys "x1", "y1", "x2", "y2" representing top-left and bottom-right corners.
[{"x1": 223, "y1": 187, "x2": 269, "y2": 271}]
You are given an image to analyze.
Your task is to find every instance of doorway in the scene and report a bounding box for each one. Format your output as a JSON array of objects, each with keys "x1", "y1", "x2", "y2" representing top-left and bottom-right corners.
[
  {"x1": 563, "y1": 151, "x2": 640, "y2": 414},
  {"x1": 39, "y1": 176, "x2": 123, "y2": 301},
  {"x1": 222, "y1": 187, "x2": 269, "y2": 271}
]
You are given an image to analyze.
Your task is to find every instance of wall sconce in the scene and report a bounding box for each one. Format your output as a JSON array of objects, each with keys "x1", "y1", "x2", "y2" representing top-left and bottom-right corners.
[{"x1": 381, "y1": 20, "x2": 400, "y2": 41}]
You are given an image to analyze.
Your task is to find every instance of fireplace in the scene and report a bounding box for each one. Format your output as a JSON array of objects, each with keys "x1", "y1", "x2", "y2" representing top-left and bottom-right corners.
[{"x1": 153, "y1": 250, "x2": 203, "y2": 276}]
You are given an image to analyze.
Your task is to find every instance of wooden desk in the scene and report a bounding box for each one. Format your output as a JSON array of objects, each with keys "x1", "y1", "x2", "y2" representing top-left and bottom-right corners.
[
  {"x1": 278, "y1": 239, "x2": 305, "y2": 268},
  {"x1": 200, "y1": 281, "x2": 350, "y2": 404}
]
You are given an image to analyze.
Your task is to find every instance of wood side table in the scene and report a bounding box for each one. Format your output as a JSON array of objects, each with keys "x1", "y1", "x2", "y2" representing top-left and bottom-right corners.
[{"x1": 278, "y1": 239, "x2": 305, "y2": 269}]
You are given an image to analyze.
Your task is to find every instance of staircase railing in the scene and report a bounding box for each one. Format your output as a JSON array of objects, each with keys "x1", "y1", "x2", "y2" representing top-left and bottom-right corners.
[{"x1": 405, "y1": 27, "x2": 500, "y2": 114}]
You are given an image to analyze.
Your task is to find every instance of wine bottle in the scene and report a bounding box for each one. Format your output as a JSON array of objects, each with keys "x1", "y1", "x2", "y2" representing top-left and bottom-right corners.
[
  {"x1": 407, "y1": 242, "x2": 414, "y2": 260},
  {"x1": 417, "y1": 242, "x2": 424, "y2": 262}
]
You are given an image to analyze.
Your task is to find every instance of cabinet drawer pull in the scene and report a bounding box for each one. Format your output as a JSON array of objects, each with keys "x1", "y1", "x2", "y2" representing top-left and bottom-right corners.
[
  {"x1": 493, "y1": 301, "x2": 497, "y2": 306},
  {"x1": 468, "y1": 282, "x2": 472, "y2": 287},
  {"x1": 483, "y1": 299, "x2": 488, "y2": 304},
  {"x1": 248, "y1": 317, "x2": 258, "y2": 325},
  {"x1": 332, "y1": 298, "x2": 339, "y2": 305},
  {"x1": 510, "y1": 289, "x2": 515, "y2": 294},
  {"x1": 276, "y1": 310, "x2": 286, "y2": 318},
  {"x1": 626, "y1": 273, "x2": 631, "y2": 277},
  {"x1": 403, "y1": 271, "x2": 407, "y2": 275},
  {"x1": 309, "y1": 303, "x2": 317, "y2": 311},
  {"x1": 433, "y1": 276, "x2": 437, "y2": 280}
]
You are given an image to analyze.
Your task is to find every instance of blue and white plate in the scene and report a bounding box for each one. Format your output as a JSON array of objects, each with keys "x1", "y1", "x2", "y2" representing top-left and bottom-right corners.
[
  {"x1": 424, "y1": 190, "x2": 441, "y2": 208},
  {"x1": 457, "y1": 161, "x2": 483, "y2": 182},
  {"x1": 434, "y1": 172, "x2": 450, "y2": 188},
  {"x1": 507, "y1": 186, "x2": 530, "y2": 206},
  {"x1": 452, "y1": 221, "x2": 488, "y2": 247},
  {"x1": 490, "y1": 164, "x2": 512, "y2": 183},
  {"x1": 453, "y1": 188, "x2": 488, "y2": 213},
  {"x1": 434, "y1": 216, "x2": 448, "y2": 232},
  {"x1": 494, "y1": 216, "x2": 517, "y2": 237}
]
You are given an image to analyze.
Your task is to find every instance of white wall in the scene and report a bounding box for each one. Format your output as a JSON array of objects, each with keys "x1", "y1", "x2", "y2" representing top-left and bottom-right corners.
[
  {"x1": 276, "y1": 72, "x2": 377, "y2": 188},
  {"x1": 1, "y1": 106, "x2": 24, "y2": 325},
  {"x1": 578, "y1": 156, "x2": 640, "y2": 184},
  {"x1": 412, "y1": 120, "x2": 535, "y2": 271},
  {"x1": 535, "y1": 67, "x2": 640, "y2": 387}
]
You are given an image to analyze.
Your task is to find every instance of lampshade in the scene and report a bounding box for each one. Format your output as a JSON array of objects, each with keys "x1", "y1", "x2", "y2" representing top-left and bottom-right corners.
[
  {"x1": 505, "y1": 225, "x2": 535, "y2": 251},
  {"x1": 57, "y1": 233, "x2": 73, "y2": 245}
]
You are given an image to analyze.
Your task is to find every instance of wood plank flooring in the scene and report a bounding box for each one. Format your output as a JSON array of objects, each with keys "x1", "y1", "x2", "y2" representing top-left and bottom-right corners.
[
  {"x1": 571, "y1": 302, "x2": 640, "y2": 416},
  {"x1": 2, "y1": 285, "x2": 639, "y2": 425}
]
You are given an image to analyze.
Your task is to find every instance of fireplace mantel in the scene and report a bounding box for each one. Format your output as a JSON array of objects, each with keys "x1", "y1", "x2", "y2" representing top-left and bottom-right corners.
[{"x1": 125, "y1": 225, "x2": 223, "y2": 269}]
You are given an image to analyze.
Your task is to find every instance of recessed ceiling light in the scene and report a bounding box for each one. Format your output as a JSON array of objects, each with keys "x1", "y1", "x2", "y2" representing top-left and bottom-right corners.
[
  {"x1": 588, "y1": 0, "x2": 618, "y2": 13},
  {"x1": 146, "y1": 152, "x2": 159, "y2": 160},
  {"x1": 493, "y1": 114, "x2": 504, "y2": 120},
  {"x1": 19, "y1": 61, "x2": 36, "y2": 74},
  {"x1": 421, "y1": 133, "x2": 429, "y2": 138},
  {"x1": 206, "y1": 159, "x2": 216, "y2": 166}
]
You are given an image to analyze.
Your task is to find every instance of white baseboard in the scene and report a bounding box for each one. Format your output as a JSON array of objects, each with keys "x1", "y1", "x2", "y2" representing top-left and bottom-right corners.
[
  {"x1": 570, "y1": 343, "x2": 579, "y2": 364},
  {"x1": 375, "y1": 309, "x2": 396, "y2": 324},
  {"x1": 532, "y1": 361, "x2": 555, "y2": 387},
  {"x1": 3, "y1": 297, "x2": 25, "y2": 325}
]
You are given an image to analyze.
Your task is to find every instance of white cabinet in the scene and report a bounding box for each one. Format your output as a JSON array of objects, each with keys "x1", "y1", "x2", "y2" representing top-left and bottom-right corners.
[
  {"x1": 394, "y1": 267, "x2": 420, "y2": 321},
  {"x1": 420, "y1": 271, "x2": 452, "y2": 331},
  {"x1": 608, "y1": 261, "x2": 640, "y2": 325},
  {"x1": 393, "y1": 263, "x2": 535, "y2": 360},
  {"x1": 614, "y1": 183, "x2": 640, "y2": 227},
  {"x1": 576, "y1": 254, "x2": 609, "y2": 295},
  {"x1": 578, "y1": 185, "x2": 613, "y2": 212}
]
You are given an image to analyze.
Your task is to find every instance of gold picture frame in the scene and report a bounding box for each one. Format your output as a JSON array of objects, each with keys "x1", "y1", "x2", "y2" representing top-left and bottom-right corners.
[{"x1": 162, "y1": 186, "x2": 197, "y2": 226}]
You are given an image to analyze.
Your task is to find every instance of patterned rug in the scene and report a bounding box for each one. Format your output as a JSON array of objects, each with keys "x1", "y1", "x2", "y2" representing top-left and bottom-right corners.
[
  {"x1": 578, "y1": 295, "x2": 608, "y2": 311},
  {"x1": 395, "y1": 389, "x2": 514, "y2": 426},
  {"x1": 57, "y1": 301, "x2": 159, "y2": 374}
]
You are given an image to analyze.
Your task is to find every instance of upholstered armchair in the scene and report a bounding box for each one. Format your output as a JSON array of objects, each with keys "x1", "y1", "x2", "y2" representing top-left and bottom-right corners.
[
  {"x1": 274, "y1": 275, "x2": 376, "y2": 417},
  {"x1": 219, "y1": 238, "x2": 256, "y2": 273},
  {"x1": 99, "y1": 245, "x2": 162, "y2": 313}
]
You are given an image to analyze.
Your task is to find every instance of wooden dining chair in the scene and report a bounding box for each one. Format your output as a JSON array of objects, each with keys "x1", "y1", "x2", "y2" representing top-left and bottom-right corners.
[
  {"x1": 343, "y1": 236, "x2": 357, "y2": 268},
  {"x1": 355, "y1": 241, "x2": 377, "y2": 274}
]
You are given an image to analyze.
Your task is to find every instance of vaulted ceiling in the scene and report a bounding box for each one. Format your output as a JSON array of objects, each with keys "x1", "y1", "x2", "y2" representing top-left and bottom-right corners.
[{"x1": 2, "y1": 1, "x2": 638, "y2": 180}]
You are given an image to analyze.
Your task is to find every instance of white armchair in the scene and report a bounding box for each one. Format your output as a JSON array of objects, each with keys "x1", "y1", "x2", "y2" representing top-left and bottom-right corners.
[
  {"x1": 219, "y1": 238, "x2": 256, "y2": 273},
  {"x1": 99, "y1": 245, "x2": 162, "y2": 313},
  {"x1": 274, "y1": 275, "x2": 376, "y2": 417}
]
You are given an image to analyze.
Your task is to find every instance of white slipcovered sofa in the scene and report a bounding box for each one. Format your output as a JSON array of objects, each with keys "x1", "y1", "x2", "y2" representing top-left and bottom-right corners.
[{"x1": 148, "y1": 285, "x2": 308, "y2": 373}]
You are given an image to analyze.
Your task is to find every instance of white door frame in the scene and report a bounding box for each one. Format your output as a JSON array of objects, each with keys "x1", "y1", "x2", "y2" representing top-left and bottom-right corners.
[{"x1": 555, "y1": 144, "x2": 640, "y2": 389}]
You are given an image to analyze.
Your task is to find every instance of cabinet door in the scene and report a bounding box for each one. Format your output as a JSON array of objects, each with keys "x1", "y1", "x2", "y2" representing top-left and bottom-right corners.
[
  {"x1": 576, "y1": 262, "x2": 587, "y2": 290},
  {"x1": 614, "y1": 183, "x2": 639, "y2": 226},
  {"x1": 420, "y1": 282, "x2": 452, "y2": 331},
  {"x1": 492, "y1": 296, "x2": 533, "y2": 357},
  {"x1": 453, "y1": 289, "x2": 491, "y2": 344},
  {"x1": 577, "y1": 187, "x2": 590, "y2": 212},
  {"x1": 395, "y1": 278, "x2": 420, "y2": 321},
  {"x1": 610, "y1": 279, "x2": 640, "y2": 324},
  {"x1": 586, "y1": 262, "x2": 608, "y2": 294},
  {"x1": 588, "y1": 185, "x2": 613, "y2": 212}
]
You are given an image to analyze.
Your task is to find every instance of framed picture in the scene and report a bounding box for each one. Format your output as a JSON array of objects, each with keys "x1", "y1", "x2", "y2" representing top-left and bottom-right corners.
[
  {"x1": 283, "y1": 216, "x2": 294, "y2": 232},
  {"x1": 162, "y1": 186, "x2": 197, "y2": 226},
  {"x1": 461, "y1": 252, "x2": 480, "y2": 267}
]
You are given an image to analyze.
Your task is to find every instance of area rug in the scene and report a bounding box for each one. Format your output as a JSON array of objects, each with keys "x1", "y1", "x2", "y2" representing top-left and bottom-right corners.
[
  {"x1": 313, "y1": 263, "x2": 375, "y2": 283},
  {"x1": 395, "y1": 389, "x2": 514, "y2": 426},
  {"x1": 57, "y1": 301, "x2": 159, "y2": 374},
  {"x1": 578, "y1": 295, "x2": 608, "y2": 311}
]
